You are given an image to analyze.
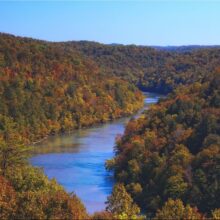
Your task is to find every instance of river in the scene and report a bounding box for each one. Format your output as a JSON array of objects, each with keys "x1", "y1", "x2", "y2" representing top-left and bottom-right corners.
[{"x1": 30, "y1": 92, "x2": 162, "y2": 214}]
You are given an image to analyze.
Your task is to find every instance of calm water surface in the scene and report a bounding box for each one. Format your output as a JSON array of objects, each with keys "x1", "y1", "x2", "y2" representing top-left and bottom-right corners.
[{"x1": 30, "y1": 92, "x2": 162, "y2": 213}]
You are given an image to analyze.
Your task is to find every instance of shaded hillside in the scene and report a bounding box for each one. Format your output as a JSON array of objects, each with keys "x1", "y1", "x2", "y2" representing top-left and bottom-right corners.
[{"x1": 68, "y1": 41, "x2": 220, "y2": 94}]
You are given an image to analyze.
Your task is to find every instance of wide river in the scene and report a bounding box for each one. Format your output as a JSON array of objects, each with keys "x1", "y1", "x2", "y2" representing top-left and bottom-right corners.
[{"x1": 30, "y1": 92, "x2": 162, "y2": 214}]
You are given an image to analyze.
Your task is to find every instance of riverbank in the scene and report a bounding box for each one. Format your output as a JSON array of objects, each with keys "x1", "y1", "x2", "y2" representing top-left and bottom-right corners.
[
  {"x1": 30, "y1": 92, "x2": 145, "y2": 147},
  {"x1": 30, "y1": 92, "x2": 162, "y2": 213}
]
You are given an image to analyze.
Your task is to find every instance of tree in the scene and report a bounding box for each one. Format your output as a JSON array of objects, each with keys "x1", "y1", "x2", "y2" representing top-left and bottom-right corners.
[
  {"x1": 106, "y1": 183, "x2": 140, "y2": 219},
  {"x1": 165, "y1": 174, "x2": 188, "y2": 199},
  {"x1": 0, "y1": 115, "x2": 30, "y2": 176},
  {"x1": 16, "y1": 191, "x2": 88, "y2": 220},
  {"x1": 212, "y1": 209, "x2": 220, "y2": 220},
  {"x1": 0, "y1": 176, "x2": 17, "y2": 219},
  {"x1": 191, "y1": 144, "x2": 220, "y2": 213},
  {"x1": 153, "y1": 199, "x2": 203, "y2": 220}
]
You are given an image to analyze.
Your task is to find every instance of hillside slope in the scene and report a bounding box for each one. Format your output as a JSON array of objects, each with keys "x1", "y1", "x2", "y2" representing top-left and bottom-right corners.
[
  {"x1": 0, "y1": 33, "x2": 219, "y2": 219},
  {"x1": 107, "y1": 71, "x2": 220, "y2": 218},
  {"x1": 69, "y1": 41, "x2": 220, "y2": 93},
  {"x1": 0, "y1": 33, "x2": 143, "y2": 142}
]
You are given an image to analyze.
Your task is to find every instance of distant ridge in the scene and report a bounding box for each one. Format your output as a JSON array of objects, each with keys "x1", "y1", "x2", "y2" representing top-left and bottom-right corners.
[
  {"x1": 153, "y1": 45, "x2": 220, "y2": 52},
  {"x1": 1, "y1": 32, "x2": 220, "y2": 51}
]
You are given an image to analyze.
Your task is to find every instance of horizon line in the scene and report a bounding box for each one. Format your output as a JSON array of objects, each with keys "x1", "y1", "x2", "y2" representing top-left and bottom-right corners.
[{"x1": 1, "y1": 32, "x2": 220, "y2": 48}]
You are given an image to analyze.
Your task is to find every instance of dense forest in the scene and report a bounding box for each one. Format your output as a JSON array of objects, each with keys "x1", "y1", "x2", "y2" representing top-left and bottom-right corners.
[
  {"x1": 106, "y1": 71, "x2": 220, "y2": 219},
  {"x1": 69, "y1": 41, "x2": 220, "y2": 93},
  {"x1": 0, "y1": 33, "x2": 219, "y2": 219},
  {"x1": 0, "y1": 33, "x2": 143, "y2": 143},
  {"x1": 0, "y1": 33, "x2": 143, "y2": 219}
]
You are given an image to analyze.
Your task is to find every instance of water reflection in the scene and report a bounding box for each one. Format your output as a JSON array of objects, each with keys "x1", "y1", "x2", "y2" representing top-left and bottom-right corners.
[{"x1": 30, "y1": 92, "x2": 163, "y2": 213}]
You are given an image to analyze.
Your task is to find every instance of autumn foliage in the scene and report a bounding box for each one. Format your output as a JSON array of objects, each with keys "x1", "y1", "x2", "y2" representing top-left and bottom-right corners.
[
  {"x1": 0, "y1": 33, "x2": 143, "y2": 143},
  {"x1": 0, "y1": 33, "x2": 220, "y2": 219},
  {"x1": 108, "y1": 72, "x2": 220, "y2": 218}
]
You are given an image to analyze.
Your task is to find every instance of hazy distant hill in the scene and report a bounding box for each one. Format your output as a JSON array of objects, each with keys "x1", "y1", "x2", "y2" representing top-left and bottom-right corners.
[{"x1": 153, "y1": 45, "x2": 220, "y2": 52}]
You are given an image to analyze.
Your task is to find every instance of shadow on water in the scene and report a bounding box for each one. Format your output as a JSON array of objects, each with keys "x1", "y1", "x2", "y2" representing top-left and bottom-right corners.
[{"x1": 30, "y1": 92, "x2": 163, "y2": 214}]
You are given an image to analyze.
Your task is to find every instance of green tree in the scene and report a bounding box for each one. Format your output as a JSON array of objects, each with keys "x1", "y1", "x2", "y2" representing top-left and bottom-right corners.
[
  {"x1": 165, "y1": 174, "x2": 188, "y2": 199},
  {"x1": 212, "y1": 209, "x2": 220, "y2": 220},
  {"x1": 106, "y1": 183, "x2": 140, "y2": 219},
  {"x1": 0, "y1": 115, "x2": 30, "y2": 176},
  {"x1": 153, "y1": 199, "x2": 203, "y2": 220}
]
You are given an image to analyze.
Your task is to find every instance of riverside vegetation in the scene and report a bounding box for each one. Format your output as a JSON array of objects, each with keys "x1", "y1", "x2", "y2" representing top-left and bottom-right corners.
[{"x1": 0, "y1": 33, "x2": 219, "y2": 219}]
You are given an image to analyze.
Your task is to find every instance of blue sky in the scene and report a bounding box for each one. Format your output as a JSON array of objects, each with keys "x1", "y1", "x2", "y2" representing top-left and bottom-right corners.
[{"x1": 0, "y1": 1, "x2": 220, "y2": 46}]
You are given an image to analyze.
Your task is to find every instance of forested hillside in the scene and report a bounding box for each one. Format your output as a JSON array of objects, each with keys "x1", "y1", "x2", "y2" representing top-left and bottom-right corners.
[
  {"x1": 106, "y1": 71, "x2": 220, "y2": 218},
  {"x1": 0, "y1": 33, "x2": 219, "y2": 219},
  {"x1": 69, "y1": 41, "x2": 220, "y2": 93},
  {"x1": 0, "y1": 113, "x2": 88, "y2": 219},
  {"x1": 0, "y1": 33, "x2": 144, "y2": 219},
  {"x1": 0, "y1": 33, "x2": 143, "y2": 142}
]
